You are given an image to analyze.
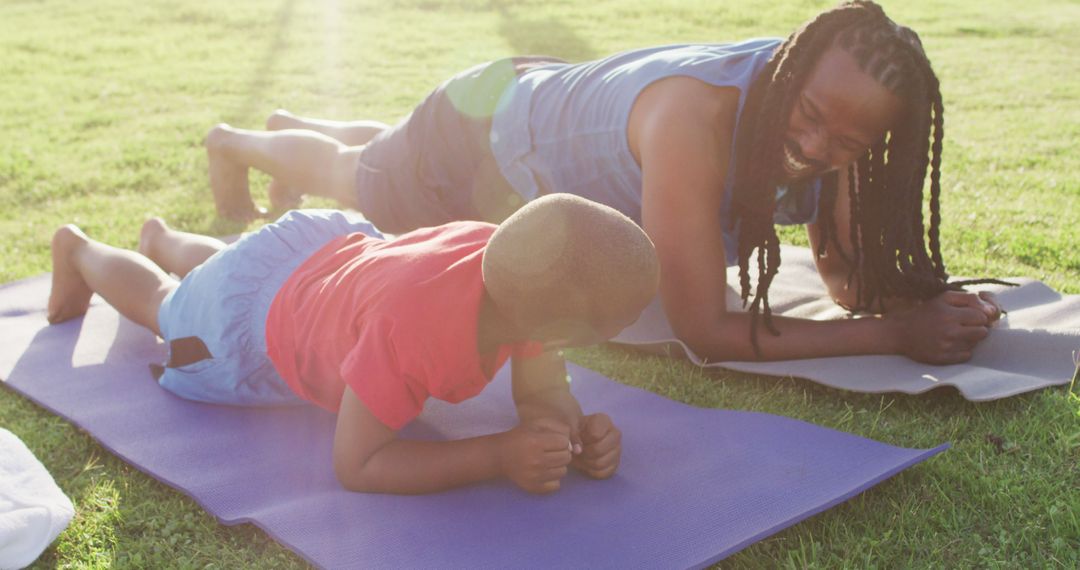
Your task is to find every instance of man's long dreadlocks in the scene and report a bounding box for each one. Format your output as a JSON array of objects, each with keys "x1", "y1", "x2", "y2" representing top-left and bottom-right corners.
[{"x1": 730, "y1": 0, "x2": 1007, "y2": 355}]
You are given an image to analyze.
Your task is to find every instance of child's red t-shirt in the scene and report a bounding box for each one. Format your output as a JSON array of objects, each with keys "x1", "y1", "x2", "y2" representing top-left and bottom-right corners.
[{"x1": 264, "y1": 221, "x2": 541, "y2": 429}]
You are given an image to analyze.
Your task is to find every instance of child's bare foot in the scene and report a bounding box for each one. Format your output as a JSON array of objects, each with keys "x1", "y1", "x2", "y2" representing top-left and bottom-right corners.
[
  {"x1": 206, "y1": 123, "x2": 262, "y2": 223},
  {"x1": 47, "y1": 225, "x2": 93, "y2": 324},
  {"x1": 137, "y1": 217, "x2": 168, "y2": 266}
]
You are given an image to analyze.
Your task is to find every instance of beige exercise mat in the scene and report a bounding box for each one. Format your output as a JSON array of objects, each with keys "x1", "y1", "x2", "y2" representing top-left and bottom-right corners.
[{"x1": 612, "y1": 245, "x2": 1080, "y2": 401}]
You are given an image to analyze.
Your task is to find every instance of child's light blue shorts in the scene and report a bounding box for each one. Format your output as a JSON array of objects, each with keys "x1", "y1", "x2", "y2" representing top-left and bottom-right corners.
[{"x1": 155, "y1": 209, "x2": 382, "y2": 406}]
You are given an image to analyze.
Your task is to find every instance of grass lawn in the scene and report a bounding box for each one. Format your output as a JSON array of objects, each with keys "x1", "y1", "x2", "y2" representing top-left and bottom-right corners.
[{"x1": 2, "y1": 0, "x2": 1078, "y2": 567}]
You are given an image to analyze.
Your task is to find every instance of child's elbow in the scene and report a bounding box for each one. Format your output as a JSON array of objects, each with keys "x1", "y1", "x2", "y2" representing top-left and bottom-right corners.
[
  {"x1": 333, "y1": 457, "x2": 377, "y2": 493},
  {"x1": 335, "y1": 473, "x2": 367, "y2": 493}
]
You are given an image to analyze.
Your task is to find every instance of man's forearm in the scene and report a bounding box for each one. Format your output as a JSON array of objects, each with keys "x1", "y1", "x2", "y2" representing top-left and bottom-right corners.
[
  {"x1": 818, "y1": 260, "x2": 918, "y2": 314},
  {"x1": 679, "y1": 310, "x2": 900, "y2": 362}
]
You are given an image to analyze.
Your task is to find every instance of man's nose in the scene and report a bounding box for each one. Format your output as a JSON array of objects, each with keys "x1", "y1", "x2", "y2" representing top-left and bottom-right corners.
[{"x1": 797, "y1": 128, "x2": 829, "y2": 163}]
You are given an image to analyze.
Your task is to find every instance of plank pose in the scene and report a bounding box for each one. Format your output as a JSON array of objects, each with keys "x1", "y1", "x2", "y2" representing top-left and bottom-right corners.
[
  {"x1": 47, "y1": 196, "x2": 660, "y2": 494},
  {"x1": 206, "y1": 1, "x2": 1001, "y2": 364}
]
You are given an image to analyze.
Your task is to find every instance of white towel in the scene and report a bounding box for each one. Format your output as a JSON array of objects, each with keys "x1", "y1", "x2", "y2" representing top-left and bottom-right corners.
[{"x1": 0, "y1": 428, "x2": 75, "y2": 570}]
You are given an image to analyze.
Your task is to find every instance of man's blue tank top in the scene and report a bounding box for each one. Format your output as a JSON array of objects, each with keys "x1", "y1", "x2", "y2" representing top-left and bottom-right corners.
[{"x1": 488, "y1": 38, "x2": 821, "y2": 265}]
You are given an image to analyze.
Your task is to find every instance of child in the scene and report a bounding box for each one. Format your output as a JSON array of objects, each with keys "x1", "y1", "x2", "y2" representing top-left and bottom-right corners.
[{"x1": 46, "y1": 195, "x2": 661, "y2": 494}]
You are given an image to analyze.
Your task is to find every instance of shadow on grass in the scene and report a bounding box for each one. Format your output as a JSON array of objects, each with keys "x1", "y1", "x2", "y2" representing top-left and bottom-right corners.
[
  {"x1": 228, "y1": 0, "x2": 299, "y2": 124},
  {"x1": 491, "y1": 1, "x2": 599, "y2": 61}
]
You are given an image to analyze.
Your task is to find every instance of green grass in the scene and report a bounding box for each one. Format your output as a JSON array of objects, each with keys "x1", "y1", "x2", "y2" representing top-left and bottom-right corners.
[{"x1": 1, "y1": 0, "x2": 1077, "y2": 567}]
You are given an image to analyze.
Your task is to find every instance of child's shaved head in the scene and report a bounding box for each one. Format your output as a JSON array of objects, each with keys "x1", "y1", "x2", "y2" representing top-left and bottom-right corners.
[{"x1": 482, "y1": 194, "x2": 659, "y2": 344}]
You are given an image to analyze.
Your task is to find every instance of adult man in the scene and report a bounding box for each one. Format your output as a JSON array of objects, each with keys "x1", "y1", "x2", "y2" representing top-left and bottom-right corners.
[{"x1": 206, "y1": 1, "x2": 1000, "y2": 364}]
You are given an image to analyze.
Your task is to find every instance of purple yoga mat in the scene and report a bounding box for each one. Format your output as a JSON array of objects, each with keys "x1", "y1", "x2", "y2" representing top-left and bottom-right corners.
[{"x1": 0, "y1": 275, "x2": 947, "y2": 568}]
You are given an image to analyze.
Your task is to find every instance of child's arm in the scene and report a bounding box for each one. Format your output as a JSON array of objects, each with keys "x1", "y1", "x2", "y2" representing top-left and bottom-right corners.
[
  {"x1": 510, "y1": 350, "x2": 582, "y2": 433},
  {"x1": 333, "y1": 386, "x2": 573, "y2": 494},
  {"x1": 511, "y1": 351, "x2": 622, "y2": 479}
]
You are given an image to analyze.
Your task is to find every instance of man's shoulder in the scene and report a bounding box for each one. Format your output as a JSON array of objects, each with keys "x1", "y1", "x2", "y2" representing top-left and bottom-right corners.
[
  {"x1": 629, "y1": 77, "x2": 740, "y2": 165},
  {"x1": 633, "y1": 76, "x2": 740, "y2": 133}
]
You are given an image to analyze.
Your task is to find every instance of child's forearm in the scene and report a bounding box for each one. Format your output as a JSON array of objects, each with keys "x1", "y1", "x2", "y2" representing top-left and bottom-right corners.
[
  {"x1": 511, "y1": 351, "x2": 583, "y2": 430},
  {"x1": 334, "y1": 386, "x2": 569, "y2": 494},
  {"x1": 334, "y1": 385, "x2": 573, "y2": 494},
  {"x1": 335, "y1": 433, "x2": 505, "y2": 494},
  {"x1": 337, "y1": 423, "x2": 573, "y2": 495},
  {"x1": 515, "y1": 385, "x2": 583, "y2": 424}
]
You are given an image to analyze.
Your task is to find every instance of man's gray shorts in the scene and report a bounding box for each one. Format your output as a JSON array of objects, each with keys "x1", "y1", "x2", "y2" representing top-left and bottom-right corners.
[{"x1": 354, "y1": 56, "x2": 563, "y2": 234}]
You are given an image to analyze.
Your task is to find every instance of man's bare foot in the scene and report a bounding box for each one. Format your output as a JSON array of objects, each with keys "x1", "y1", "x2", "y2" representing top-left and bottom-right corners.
[
  {"x1": 266, "y1": 109, "x2": 301, "y2": 131},
  {"x1": 267, "y1": 179, "x2": 303, "y2": 211},
  {"x1": 206, "y1": 123, "x2": 262, "y2": 222},
  {"x1": 137, "y1": 217, "x2": 169, "y2": 266},
  {"x1": 264, "y1": 112, "x2": 305, "y2": 210},
  {"x1": 47, "y1": 225, "x2": 93, "y2": 324}
]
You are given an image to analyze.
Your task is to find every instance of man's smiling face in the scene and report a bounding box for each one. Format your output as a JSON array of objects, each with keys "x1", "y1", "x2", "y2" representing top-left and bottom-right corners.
[{"x1": 779, "y1": 43, "x2": 904, "y2": 184}]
